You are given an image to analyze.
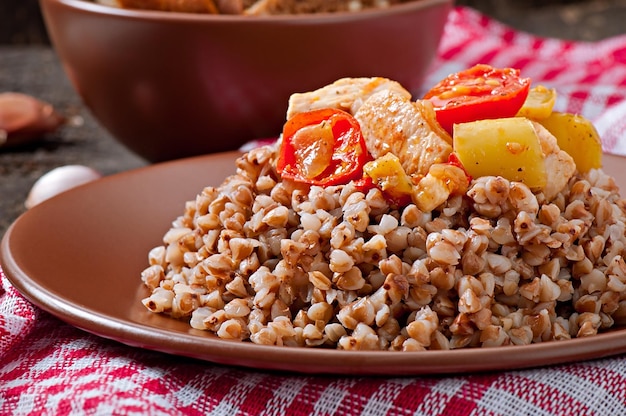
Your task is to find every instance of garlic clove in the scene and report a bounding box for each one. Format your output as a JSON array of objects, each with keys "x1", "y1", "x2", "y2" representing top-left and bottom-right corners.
[
  {"x1": 0, "y1": 92, "x2": 66, "y2": 148},
  {"x1": 25, "y1": 165, "x2": 102, "y2": 209}
]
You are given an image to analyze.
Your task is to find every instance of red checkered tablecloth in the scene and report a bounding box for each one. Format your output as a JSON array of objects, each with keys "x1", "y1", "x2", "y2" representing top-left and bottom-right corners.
[{"x1": 4, "y1": 6, "x2": 626, "y2": 415}]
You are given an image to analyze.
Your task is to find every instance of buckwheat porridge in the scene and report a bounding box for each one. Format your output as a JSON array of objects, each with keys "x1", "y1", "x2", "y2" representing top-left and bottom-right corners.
[{"x1": 140, "y1": 65, "x2": 626, "y2": 351}]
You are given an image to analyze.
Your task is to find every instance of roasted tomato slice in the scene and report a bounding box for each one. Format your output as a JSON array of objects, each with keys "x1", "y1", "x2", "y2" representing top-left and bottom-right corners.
[
  {"x1": 424, "y1": 64, "x2": 531, "y2": 135},
  {"x1": 277, "y1": 108, "x2": 368, "y2": 186}
]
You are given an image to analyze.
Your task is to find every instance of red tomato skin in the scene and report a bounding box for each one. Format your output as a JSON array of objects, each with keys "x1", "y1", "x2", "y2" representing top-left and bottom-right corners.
[
  {"x1": 424, "y1": 65, "x2": 531, "y2": 135},
  {"x1": 277, "y1": 109, "x2": 369, "y2": 187},
  {"x1": 352, "y1": 175, "x2": 376, "y2": 193},
  {"x1": 447, "y1": 152, "x2": 472, "y2": 183}
]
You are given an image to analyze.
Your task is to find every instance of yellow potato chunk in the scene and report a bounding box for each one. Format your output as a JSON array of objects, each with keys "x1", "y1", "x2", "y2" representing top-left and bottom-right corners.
[
  {"x1": 363, "y1": 153, "x2": 414, "y2": 201},
  {"x1": 453, "y1": 117, "x2": 547, "y2": 189},
  {"x1": 538, "y1": 112, "x2": 603, "y2": 173},
  {"x1": 516, "y1": 85, "x2": 557, "y2": 120}
]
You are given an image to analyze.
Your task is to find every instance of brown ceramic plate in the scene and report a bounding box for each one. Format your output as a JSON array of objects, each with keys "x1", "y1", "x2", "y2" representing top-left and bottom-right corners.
[{"x1": 3, "y1": 151, "x2": 626, "y2": 375}]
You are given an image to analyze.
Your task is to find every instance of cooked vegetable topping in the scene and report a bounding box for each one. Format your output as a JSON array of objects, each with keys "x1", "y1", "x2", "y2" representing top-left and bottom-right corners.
[
  {"x1": 276, "y1": 66, "x2": 602, "y2": 209},
  {"x1": 424, "y1": 64, "x2": 531, "y2": 134},
  {"x1": 363, "y1": 153, "x2": 414, "y2": 207},
  {"x1": 277, "y1": 108, "x2": 368, "y2": 186},
  {"x1": 538, "y1": 112, "x2": 603, "y2": 173},
  {"x1": 516, "y1": 85, "x2": 557, "y2": 120},
  {"x1": 453, "y1": 117, "x2": 548, "y2": 189}
]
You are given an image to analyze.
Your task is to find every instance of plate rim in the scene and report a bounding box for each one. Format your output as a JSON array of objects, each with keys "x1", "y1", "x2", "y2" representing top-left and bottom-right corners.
[{"x1": 3, "y1": 151, "x2": 626, "y2": 376}]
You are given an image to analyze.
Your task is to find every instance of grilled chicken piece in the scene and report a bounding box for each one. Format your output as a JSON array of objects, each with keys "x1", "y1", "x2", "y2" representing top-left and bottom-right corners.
[
  {"x1": 354, "y1": 90, "x2": 453, "y2": 177},
  {"x1": 286, "y1": 77, "x2": 411, "y2": 121},
  {"x1": 532, "y1": 121, "x2": 576, "y2": 200}
]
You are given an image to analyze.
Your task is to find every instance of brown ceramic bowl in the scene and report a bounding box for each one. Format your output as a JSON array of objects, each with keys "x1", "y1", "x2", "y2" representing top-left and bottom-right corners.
[{"x1": 40, "y1": 0, "x2": 453, "y2": 162}]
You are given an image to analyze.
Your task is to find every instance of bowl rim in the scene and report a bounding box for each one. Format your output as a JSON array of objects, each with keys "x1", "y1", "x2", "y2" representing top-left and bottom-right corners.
[{"x1": 41, "y1": 0, "x2": 453, "y2": 23}]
